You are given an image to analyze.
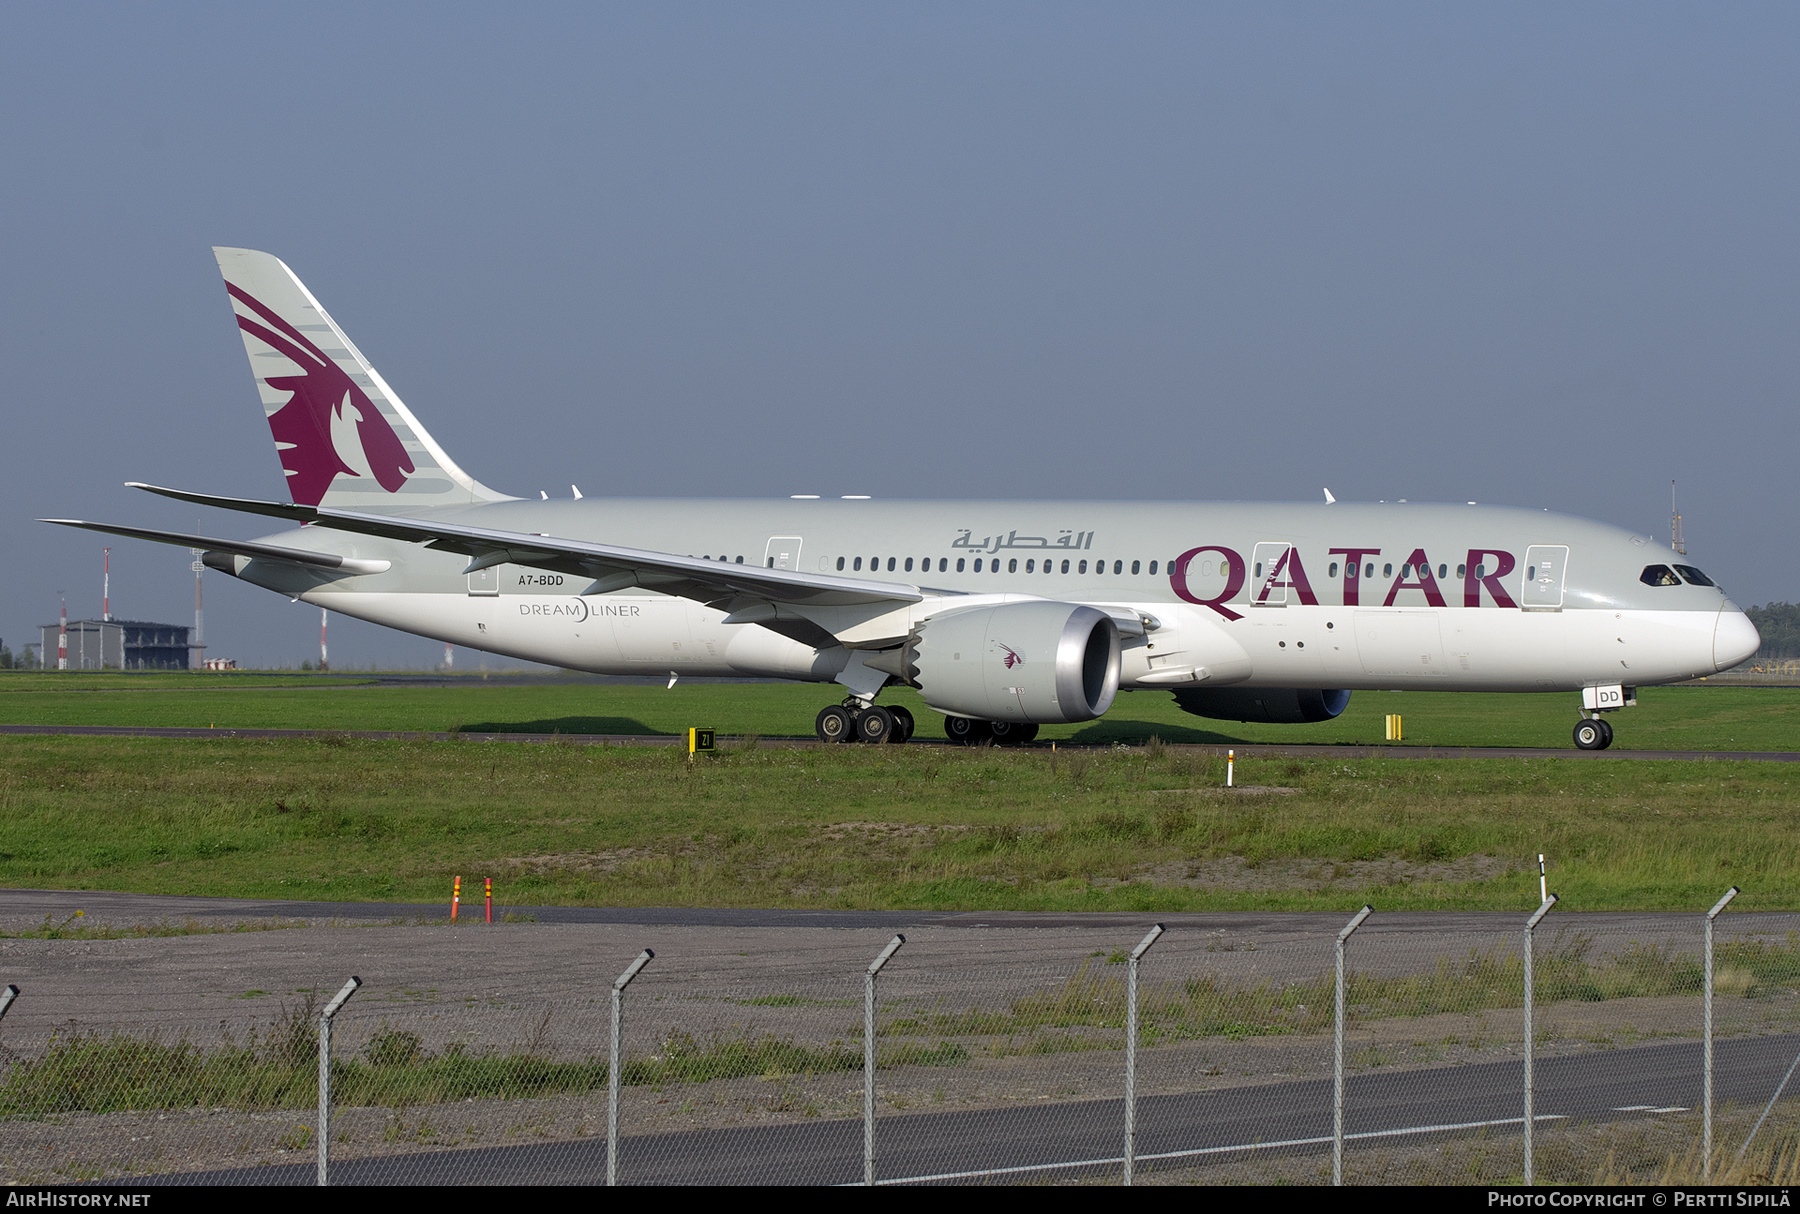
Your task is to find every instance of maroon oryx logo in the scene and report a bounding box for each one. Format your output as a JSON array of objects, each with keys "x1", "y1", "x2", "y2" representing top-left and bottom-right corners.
[
  {"x1": 227, "y1": 283, "x2": 415, "y2": 506},
  {"x1": 998, "y1": 643, "x2": 1023, "y2": 669}
]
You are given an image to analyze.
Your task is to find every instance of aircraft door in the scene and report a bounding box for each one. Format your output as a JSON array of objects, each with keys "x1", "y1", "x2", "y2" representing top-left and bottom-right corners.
[
  {"x1": 1521, "y1": 545, "x2": 1569, "y2": 610},
  {"x1": 1251, "y1": 542, "x2": 1292, "y2": 607},
  {"x1": 764, "y1": 536, "x2": 803, "y2": 570}
]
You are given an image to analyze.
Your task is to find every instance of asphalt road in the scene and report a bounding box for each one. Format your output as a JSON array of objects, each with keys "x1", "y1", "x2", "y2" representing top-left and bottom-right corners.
[
  {"x1": 2, "y1": 721, "x2": 1795, "y2": 762},
  {"x1": 147, "y1": 1031, "x2": 1800, "y2": 1186}
]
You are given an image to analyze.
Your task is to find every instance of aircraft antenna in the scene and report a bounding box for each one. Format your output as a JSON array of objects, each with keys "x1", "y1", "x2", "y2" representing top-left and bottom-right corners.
[{"x1": 1671, "y1": 480, "x2": 1686, "y2": 556}]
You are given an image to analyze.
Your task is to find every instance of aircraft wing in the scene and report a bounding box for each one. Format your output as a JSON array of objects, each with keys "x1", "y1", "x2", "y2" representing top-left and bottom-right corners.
[
  {"x1": 118, "y1": 483, "x2": 925, "y2": 610},
  {"x1": 39, "y1": 519, "x2": 392, "y2": 575},
  {"x1": 311, "y1": 506, "x2": 924, "y2": 608}
]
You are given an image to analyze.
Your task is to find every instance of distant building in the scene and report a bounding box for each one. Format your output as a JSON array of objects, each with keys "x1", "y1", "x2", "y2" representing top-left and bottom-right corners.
[
  {"x1": 39, "y1": 620, "x2": 192, "y2": 671},
  {"x1": 201, "y1": 658, "x2": 237, "y2": 671}
]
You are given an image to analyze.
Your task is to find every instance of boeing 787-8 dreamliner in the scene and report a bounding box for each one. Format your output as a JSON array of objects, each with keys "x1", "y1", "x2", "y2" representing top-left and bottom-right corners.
[{"x1": 45, "y1": 249, "x2": 1761, "y2": 749}]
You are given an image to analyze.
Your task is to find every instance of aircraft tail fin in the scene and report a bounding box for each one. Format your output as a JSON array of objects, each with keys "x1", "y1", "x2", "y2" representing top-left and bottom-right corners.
[{"x1": 212, "y1": 248, "x2": 512, "y2": 510}]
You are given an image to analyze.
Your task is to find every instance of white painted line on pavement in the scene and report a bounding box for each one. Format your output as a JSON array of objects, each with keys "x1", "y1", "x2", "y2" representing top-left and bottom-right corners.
[{"x1": 864, "y1": 1113, "x2": 1567, "y2": 1185}]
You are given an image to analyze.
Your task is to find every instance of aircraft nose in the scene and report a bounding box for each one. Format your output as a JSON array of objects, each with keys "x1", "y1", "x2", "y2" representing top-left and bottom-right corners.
[{"x1": 1714, "y1": 604, "x2": 1761, "y2": 671}]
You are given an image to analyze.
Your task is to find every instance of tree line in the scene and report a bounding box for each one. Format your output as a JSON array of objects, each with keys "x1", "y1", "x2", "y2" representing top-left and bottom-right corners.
[{"x1": 1744, "y1": 604, "x2": 1800, "y2": 663}]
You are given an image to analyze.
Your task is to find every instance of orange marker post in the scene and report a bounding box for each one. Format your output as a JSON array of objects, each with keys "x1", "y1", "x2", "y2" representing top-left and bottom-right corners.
[
  {"x1": 485, "y1": 877, "x2": 492, "y2": 924},
  {"x1": 452, "y1": 876, "x2": 461, "y2": 923}
]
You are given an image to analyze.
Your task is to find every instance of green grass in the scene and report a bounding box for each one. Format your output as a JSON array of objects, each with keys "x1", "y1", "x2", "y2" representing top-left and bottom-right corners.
[
  {"x1": 890, "y1": 932, "x2": 1800, "y2": 1043},
  {"x1": 4, "y1": 732, "x2": 1800, "y2": 910},
  {"x1": 0, "y1": 669, "x2": 1796, "y2": 751}
]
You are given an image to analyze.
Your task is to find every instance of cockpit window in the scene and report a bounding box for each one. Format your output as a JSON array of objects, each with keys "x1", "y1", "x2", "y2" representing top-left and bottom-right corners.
[
  {"x1": 1673, "y1": 565, "x2": 1716, "y2": 587},
  {"x1": 1639, "y1": 564, "x2": 1681, "y2": 587}
]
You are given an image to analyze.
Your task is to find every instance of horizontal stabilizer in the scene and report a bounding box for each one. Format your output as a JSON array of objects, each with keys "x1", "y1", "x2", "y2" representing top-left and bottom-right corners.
[
  {"x1": 127, "y1": 482, "x2": 321, "y2": 524},
  {"x1": 39, "y1": 520, "x2": 390, "y2": 575}
]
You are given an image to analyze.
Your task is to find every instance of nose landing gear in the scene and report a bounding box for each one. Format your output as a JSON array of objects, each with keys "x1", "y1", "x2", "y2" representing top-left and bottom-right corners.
[{"x1": 1573, "y1": 716, "x2": 1614, "y2": 751}]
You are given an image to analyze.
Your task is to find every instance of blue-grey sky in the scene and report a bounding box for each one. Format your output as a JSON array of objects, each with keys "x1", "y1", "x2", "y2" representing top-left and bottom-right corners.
[{"x1": 2, "y1": 3, "x2": 1795, "y2": 668}]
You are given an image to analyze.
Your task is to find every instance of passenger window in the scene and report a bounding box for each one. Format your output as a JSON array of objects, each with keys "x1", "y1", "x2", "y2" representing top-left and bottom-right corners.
[
  {"x1": 836, "y1": 557, "x2": 845, "y2": 571},
  {"x1": 1131, "y1": 560, "x2": 1140, "y2": 575},
  {"x1": 735, "y1": 556, "x2": 743, "y2": 564},
  {"x1": 1401, "y1": 564, "x2": 1411, "y2": 579},
  {"x1": 1061, "y1": 559, "x2": 1071, "y2": 574},
  {"x1": 939, "y1": 558, "x2": 948, "y2": 573},
  {"x1": 973, "y1": 558, "x2": 983, "y2": 572},
  {"x1": 1329, "y1": 562, "x2": 1339, "y2": 578},
  {"x1": 1113, "y1": 560, "x2": 1121, "y2": 575},
  {"x1": 1383, "y1": 564, "x2": 1393, "y2": 578},
  {"x1": 1438, "y1": 564, "x2": 1448, "y2": 579},
  {"x1": 1674, "y1": 565, "x2": 1716, "y2": 587},
  {"x1": 1078, "y1": 560, "x2": 1088, "y2": 574},
  {"x1": 1640, "y1": 565, "x2": 1682, "y2": 587},
  {"x1": 1008, "y1": 558, "x2": 1018, "y2": 573},
  {"x1": 853, "y1": 557, "x2": 862, "y2": 571},
  {"x1": 1026, "y1": 559, "x2": 1035, "y2": 573},
  {"x1": 1096, "y1": 560, "x2": 1105, "y2": 576},
  {"x1": 1364, "y1": 563, "x2": 1374, "y2": 579},
  {"x1": 1149, "y1": 561, "x2": 1158, "y2": 574},
  {"x1": 956, "y1": 558, "x2": 965, "y2": 572},
  {"x1": 1457, "y1": 563, "x2": 1466, "y2": 578},
  {"x1": 887, "y1": 557, "x2": 896, "y2": 572},
  {"x1": 1475, "y1": 564, "x2": 1485, "y2": 578},
  {"x1": 904, "y1": 557, "x2": 913, "y2": 572}
]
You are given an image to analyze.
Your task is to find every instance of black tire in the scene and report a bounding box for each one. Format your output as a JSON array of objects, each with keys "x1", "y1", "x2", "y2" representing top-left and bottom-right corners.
[
  {"x1": 989, "y1": 721, "x2": 1040, "y2": 747},
  {"x1": 944, "y1": 716, "x2": 993, "y2": 745},
  {"x1": 858, "y1": 706, "x2": 896, "y2": 744},
  {"x1": 888, "y1": 706, "x2": 915, "y2": 743},
  {"x1": 1573, "y1": 719, "x2": 1606, "y2": 750},
  {"x1": 816, "y1": 705, "x2": 855, "y2": 744},
  {"x1": 1595, "y1": 717, "x2": 1614, "y2": 750}
]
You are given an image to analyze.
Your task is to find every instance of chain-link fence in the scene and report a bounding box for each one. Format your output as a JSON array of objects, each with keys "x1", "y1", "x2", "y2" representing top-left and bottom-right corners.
[{"x1": 3, "y1": 898, "x2": 1800, "y2": 1186}]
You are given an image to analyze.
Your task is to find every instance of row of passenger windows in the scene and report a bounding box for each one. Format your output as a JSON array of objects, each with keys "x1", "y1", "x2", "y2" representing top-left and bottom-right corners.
[
  {"x1": 1315, "y1": 562, "x2": 1480, "y2": 580},
  {"x1": 838, "y1": 555, "x2": 1161, "y2": 576}
]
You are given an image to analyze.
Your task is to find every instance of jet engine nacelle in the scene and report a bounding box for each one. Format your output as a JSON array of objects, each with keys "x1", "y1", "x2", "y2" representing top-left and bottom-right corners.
[
  {"x1": 1172, "y1": 686, "x2": 1352, "y2": 724},
  {"x1": 907, "y1": 601, "x2": 1122, "y2": 724}
]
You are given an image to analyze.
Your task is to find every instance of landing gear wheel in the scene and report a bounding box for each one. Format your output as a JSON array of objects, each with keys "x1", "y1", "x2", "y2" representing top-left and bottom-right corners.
[
  {"x1": 944, "y1": 716, "x2": 993, "y2": 745},
  {"x1": 1573, "y1": 718, "x2": 1609, "y2": 751},
  {"x1": 988, "y1": 721, "x2": 1040, "y2": 747},
  {"x1": 857, "y1": 706, "x2": 897, "y2": 745},
  {"x1": 1595, "y1": 717, "x2": 1614, "y2": 749},
  {"x1": 888, "y1": 706, "x2": 915, "y2": 743},
  {"x1": 816, "y1": 705, "x2": 855, "y2": 744}
]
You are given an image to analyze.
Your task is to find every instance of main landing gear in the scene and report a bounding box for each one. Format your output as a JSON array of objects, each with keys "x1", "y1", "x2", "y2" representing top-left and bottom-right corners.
[
  {"x1": 815, "y1": 702, "x2": 917, "y2": 745},
  {"x1": 1573, "y1": 716, "x2": 1615, "y2": 751},
  {"x1": 943, "y1": 717, "x2": 1040, "y2": 747}
]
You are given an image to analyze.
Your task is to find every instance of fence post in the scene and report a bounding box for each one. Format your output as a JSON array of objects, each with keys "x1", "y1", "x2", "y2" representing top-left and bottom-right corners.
[
  {"x1": 1704, "y1": 886, "x2": 1740, "y2": 1179},
  {"x1": 864, "y1": 934, "x2": 906, "y2": 1186},
  {"x1": 0, "y1": 984, "x2": 19, "y2": 1022},
  {"x1": 316, "y1": 976, "x2": 361, "y2": 1187},
  {"x1": 1124, "y1": 923, "x2": 1166, "y2": 1186},
  {"x1": 1334, "y1": 905, "x2": 1374, "y2": 1186},
  {"x1": 1523, "y1": 895, "x2": 1557, "y2": 1185},
  {"x1": 608, "y1": 949, "x2": 654, "y2": 1187}
]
